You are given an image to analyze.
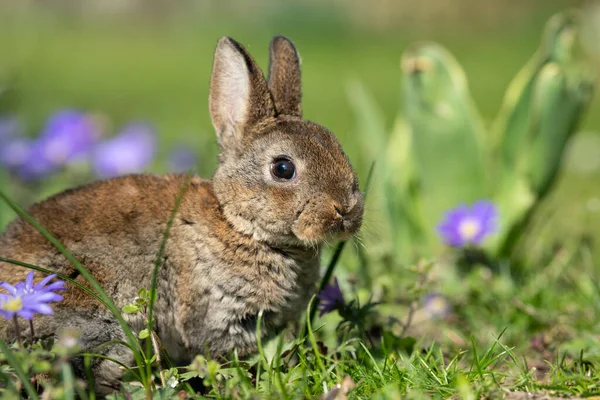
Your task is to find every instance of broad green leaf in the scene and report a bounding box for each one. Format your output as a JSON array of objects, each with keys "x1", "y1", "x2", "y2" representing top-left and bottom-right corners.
[
  {"x1": 401, "y1": 43, "x2": 488, "y2": 247},
  {"x1": 494, "y1": 12, "x2": 580, "y2": 174},
  {"x1": 528, "y1": 63, "x2": 594, "y2": 195}
]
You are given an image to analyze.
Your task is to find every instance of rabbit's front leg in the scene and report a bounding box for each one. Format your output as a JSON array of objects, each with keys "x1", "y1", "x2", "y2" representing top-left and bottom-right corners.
[
  {"x1": 69, "y1": 311, "x2": 133, "y2": 394},
  {"x1": 35, "y1": 308, "x2": 133, "y2": 395}
]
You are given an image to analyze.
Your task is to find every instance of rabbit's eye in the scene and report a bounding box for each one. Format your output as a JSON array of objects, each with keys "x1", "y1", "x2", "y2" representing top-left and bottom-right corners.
[{"x1": 271, "y1": 158, "x2": 296, "y2": 181}]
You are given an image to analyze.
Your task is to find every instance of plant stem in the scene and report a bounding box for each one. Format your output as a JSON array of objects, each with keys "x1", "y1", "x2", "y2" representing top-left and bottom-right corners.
[
  {"x1": 12, "y1": 315, "x2": 23, "y2": 350},
  {"x1": 399, "y1": 260, "x2": 430, "y2": 337},
  {"x1": 399, "y1": 300, "x2": 417, "y2": 338},
  {"x1": 150, "y1": 330, "x2": 166, "y2": 388},
  {"x1": 29, "y1": 320, "x2": 35, "y2": 343}
]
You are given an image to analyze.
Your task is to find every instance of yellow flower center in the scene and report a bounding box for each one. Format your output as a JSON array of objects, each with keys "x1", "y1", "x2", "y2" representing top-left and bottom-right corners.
[
  {"x1": 1, "y1": 297, "x2": 23, "y2": 312},
  {"x1": 458, "y1": 218, "x2": 481, "y2": 242},
  {"x1": 428, "y1": 297, "x2": 447, "y2": 314}
]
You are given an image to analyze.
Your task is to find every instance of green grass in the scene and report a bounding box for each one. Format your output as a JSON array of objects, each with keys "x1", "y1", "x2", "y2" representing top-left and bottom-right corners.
[{"x1": 1, "y1": 2, "x2": 600, "y2": 399}]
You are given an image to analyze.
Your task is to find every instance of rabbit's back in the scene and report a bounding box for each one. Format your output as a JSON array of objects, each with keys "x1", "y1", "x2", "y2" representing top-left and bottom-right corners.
[{"x1": 0, "y1": 174, "x2": 187, "y2": 306}]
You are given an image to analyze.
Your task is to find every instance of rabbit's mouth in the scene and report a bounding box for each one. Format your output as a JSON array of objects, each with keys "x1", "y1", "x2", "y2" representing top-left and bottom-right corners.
[{"x1": 292, "y1": 193, "x2": 364, "y2": 244}]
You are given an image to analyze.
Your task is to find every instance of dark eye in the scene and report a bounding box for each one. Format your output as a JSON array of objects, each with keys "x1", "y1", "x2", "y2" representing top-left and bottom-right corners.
[{"x1": 271, "y1": 158, "x2": 296, "y2": 181}]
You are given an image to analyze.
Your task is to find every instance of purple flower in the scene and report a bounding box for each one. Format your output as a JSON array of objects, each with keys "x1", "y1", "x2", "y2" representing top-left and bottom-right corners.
[
  {"x1": 16, "y1": 142, "x2": 60, "y2": 181},
  {"x1": 37, "y1": 109, "x2": 99, "y2": 166},
  {"x1": 0, "y1": 138, "x2": 35, "y2": 170},
  {"x1": 93, "y1": 123, "x2": 156, "y2": 178},
  {"x1": 0, "y1": 271, "x2": 66, "y2": 320},
  {"x1": 0, "y1": 110, "x2": 100, "y2": 180},
  {"x1": 317, "y1": 277, "x2": 345, "y2": 316},
  {"x1": 437, "y1": 200, "x2": 498, "y2": 247},
  {"x1": 0, "y1": 139, "x2": 60, "y2": 181},
  {"x1": 168, "y1": 146, "x2": 197, "y2": 173},
  {"x1": 423, "y1": 292, "x2": 451, "y2": 319}
]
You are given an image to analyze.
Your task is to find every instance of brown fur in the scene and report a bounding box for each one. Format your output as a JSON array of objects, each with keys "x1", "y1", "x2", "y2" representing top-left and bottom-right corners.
[{"x1": 0, "y1": 36, "x2": 363, "y2": 395}]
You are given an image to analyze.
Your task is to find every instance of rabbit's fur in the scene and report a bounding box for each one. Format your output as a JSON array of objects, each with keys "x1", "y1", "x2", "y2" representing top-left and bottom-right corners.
[{"x1": 0, "y1": 36, "x2": 363, "y2": 394}]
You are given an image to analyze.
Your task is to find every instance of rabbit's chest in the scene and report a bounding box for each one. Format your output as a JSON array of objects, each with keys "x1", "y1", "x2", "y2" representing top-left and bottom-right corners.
[
  {"x1": 164, "y1": 227, "x2": 320, "y2": 358},
  {"x1": 206, "y1": 249, "x2": 318, "y2": 319},
  {"x1": 194, "y1": 242, "x2": 319, "y2": 354}
]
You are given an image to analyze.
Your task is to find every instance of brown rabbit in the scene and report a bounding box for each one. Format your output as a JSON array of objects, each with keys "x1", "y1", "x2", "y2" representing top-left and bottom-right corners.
[{"x1": 0, "y1": 36, "x2": 363, "y2": 394}]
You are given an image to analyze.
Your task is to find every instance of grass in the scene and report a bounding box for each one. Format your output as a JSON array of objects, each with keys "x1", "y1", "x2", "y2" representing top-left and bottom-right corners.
[
  {"x1": 1, "y1": 2, "x2": 600, "y2": 399},
  {"x1": 1, "y1": 185, "x2": 599, "y2": 398}
]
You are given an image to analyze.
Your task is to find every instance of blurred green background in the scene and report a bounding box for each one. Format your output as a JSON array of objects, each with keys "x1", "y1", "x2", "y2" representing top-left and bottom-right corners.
[{"x1": 0, "y1": 0, "x2": 599, "y2": 250}]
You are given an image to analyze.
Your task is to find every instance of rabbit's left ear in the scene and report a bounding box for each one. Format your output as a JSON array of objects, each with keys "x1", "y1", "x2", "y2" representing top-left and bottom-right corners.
[
  {"x1": 268, "y1": 36, "x2": 302, "y2": 118},
  {"x1": 209, "y1": 37, "x2": 275, "y2": 153}
]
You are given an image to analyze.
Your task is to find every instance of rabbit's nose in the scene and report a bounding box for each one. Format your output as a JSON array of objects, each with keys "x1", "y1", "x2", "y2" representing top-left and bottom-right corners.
[
  {"x1": 333, "y1": 190, "x2": 361, "y2": 217},
  {"x1": 332, "y1": 195, "x2": 363, "y2": 234}
]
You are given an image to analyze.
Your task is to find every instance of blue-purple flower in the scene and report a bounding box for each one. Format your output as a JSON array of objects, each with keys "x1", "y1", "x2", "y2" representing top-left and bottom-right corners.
[
  {"x1": 0, "y1": 110, "x2": 99, "y2": 180},
  {"x1": 437, "y1": 200, "x2": 499, "y2": 247},
  {"x1": 37, "y1": 109, "x2": 100, "y2": 166},
  {"x1": 317, "y1": 277, "x2": 346, "y2": 316},
  {"x1": 93, "y1": 122, "x2": 156, "y2": 178},
  {"x1": 423, "y1": 292, "x2": 451, "y2": 319},
  {"x1": 168, "y1": 146, "x2": 198, "y2": 173},
  {"x1": 0, "y1": 138, "x2": 35, "y2": 170},
  {"x1": 0, "y1": 272, "x2": 66, "y2": 320}
]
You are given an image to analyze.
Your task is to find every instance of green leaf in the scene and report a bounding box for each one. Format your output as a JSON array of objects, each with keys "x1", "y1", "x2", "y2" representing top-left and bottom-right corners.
[
  {"x1": 492, "y1": 11, "x2": 594, "y2": 257},
  {"x1": 494, "y1": 12, "x2": 581, "y2": 171},
  {"x1": 138, "y1": 329, "x2": 150, "y2": 339},
  {"x1": 137, "y1": 288, "x2": 148, "y2": 299},
  {"x1": 527, "y1": 62, "x2": 594, "y2": 195},
  {"x1": 122, "y1": 304, "x2": 141, "y2": 314}
]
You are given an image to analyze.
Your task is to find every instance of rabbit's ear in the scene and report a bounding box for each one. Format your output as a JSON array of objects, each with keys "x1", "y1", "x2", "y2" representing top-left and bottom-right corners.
[
  {"x1": 268, "y1": 36, "x2": 302, "y2": 118},
  {"x1": 209, "y1": 37, "x2": 275, "y2": 152}
]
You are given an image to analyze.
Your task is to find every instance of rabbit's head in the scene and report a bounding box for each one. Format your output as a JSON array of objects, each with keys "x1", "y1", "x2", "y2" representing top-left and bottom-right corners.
[{"x1": 210, "y1": 36, "x2": 363, "y2": 247}]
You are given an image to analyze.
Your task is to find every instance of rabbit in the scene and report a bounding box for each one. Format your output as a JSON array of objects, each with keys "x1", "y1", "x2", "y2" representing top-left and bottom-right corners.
[{"x1": 0, "y1": 36, "x2": 364, "y2": 394}]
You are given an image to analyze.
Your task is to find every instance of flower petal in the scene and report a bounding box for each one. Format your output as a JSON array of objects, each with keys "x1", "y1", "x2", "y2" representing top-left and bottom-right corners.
[
  {"x1": 0, "y1": 283, "x2": 18, "y2": 296},
  {"x1": 35, "y1": 274, "x2": 57, "y2": 290},
  {"x1": 29, "y1": 292, "x2": 63, "y2": 303},
  {"x1": 0, "y1": 309, "x2": 14, "y2": 320},
  {"x1": 26, "y1": 303, "x2": 54, "y2": 315},
  {"x1": 16, "y1": 309, "x2": 35, "y2": 320},
  {"x1": 43, "y1": 281, "x2": 67, "y2": 292},
  {"x1": 25, "y1": 271, "x2": 34, "y2": 289}
]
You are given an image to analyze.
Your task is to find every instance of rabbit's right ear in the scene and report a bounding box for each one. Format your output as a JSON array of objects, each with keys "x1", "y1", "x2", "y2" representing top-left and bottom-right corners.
[
  {"x1": 268, "y1": 36, "x2": 302, "y2": 118},
  {"x1": 209, "y1": 37, "x2": 275, "y2": 152}
]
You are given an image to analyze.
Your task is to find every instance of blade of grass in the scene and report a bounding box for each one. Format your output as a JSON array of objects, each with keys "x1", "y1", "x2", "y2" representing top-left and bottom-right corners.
[
  {"x1": 61, "y1": 363, "x2": 75, "y2": 400},
  {"x1": 0, "y1": 190, "x2": 148, "y2": 386},
  {"x1": 92, "y1": 339, "x2": 136, "y2": 354},
  {"x1": 232, "y1": 349, "x2": 254, "y2": 397},
  {"x1": 359, "y1": 341, "x2": 385, "y2": 385},
  {"x1": 145, "y1": 174, "x2": 191, "y2": 386},
  {"x1": 272, "y1": 334, "x2": 290, "y2": 400},
  {"x1": 0, "y1": 257, "x2": 107, "y2": 308},
  {"x1": 305, "y1": 296, "x2": 327, "y2": 378},
  {"x1": 84, "y1": 354, "x2": 96, "y2": 400},
  {"x1": 77, "y1": 353, "x2": 142, "y2": 382},
  {"x1": 307, "y1": 241, "x2": 346, "y2": 326},
  {"x1": 0, "y1": 338, "x2": 39, "y2": 400}
]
